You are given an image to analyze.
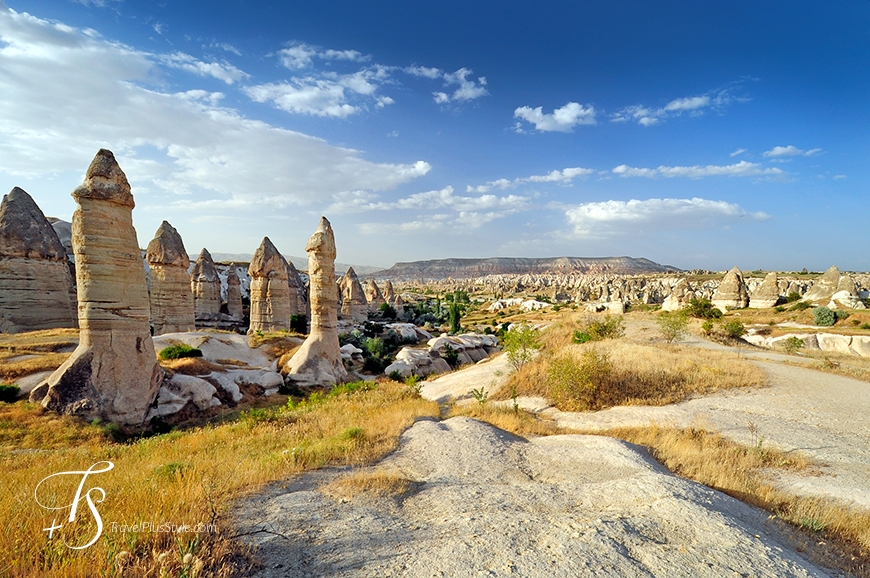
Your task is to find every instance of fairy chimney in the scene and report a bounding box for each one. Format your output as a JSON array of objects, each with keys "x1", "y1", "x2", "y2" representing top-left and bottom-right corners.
[
  {"x1": 248, "y1": 236, "x2": 293, "y2": 333},
  {"x1": 339, "y1": 266, "x2": 368, "y2": 323},
  {"x1": 145, "y1": 221, "x2": 195, "y2": 335},
  {"x1": 31, "y1": 149, "x2": 162, "y2": 428},
  {"x1": 191, "y1": 248, "x2": 221, "y2": 324}
]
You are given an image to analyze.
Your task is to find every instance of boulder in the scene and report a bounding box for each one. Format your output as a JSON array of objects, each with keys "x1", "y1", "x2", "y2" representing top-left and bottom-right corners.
[
  {"x1": 147, "y1": 374, "x2": 220, "y2": 420},
  {"x1": 145, "y1": 220, "x2": 195, "y2": 335},
  {"x1": 749, "y1": 272, "x2": 779, "y2": 309},
  {"x1": 711, "y1": 267, "x2": 749, "y2": 311},
  {"x1": 284, "y1": 217, "x2": 348, "y2": 387},
  {"x1": 0, "y1": 187, "x2": 77, "y2": 333},
  {"x1": 32, "y1": 150, "x2": 162, "y2": 428}
]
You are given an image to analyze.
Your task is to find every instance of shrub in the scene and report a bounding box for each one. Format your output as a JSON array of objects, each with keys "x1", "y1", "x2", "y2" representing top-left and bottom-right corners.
[
  {"x1": 684, "y1": 297, "x2": 723, "y2": 319},
  {"x1": 572, "y1": 316, "x2": 624, "y2": 344},
  {"x1": 774, "y1": 305, "x2": 786, "y2": 313},
  {"x1": 448, "y1": 301, "x2": 462, "y2": 334},
  {"x1": 379, "y1": 302, "x2": 397, "y2": 320},
  {"x1": 405, "y1": 375, "x2": 423, "y2": 395},
  {"x1": 722, "y1": 320, "x2": 747, "y2": 340},
  {"x1": 783, "y1": 336, "x2": 805, "y2": 354},
  {"x1": 572, "y1": 331, "x2": 593, "y2": 344},
  {"x1": 789, "y1": 301, "x2": 812, "y2": 312},
  {"x1": 442, "y1": 344, "x2": 460, "y2": 369},
  {"x1": 785, "y1": 292, "x2": 802, "y2": 303},
  {"x1": 812, "y1": 306, "x2": 836, "y2": 327},
  {"x1": 547, "y1": 349, "x2": 611, "y2": 412},
  {"x1": 701, "y1": 320, "x2": 714, "y2": 335},
  {"x1": 502, "y1": 323, "x2": 541, "y2": 371},
  {"x1": 290, "y1": 314, "x2": 308, "y2": 334},
  {"x1": 0, "y1": 384, "x2": 20, "y2": 403},
  {"x1": 861, "y1": 323, "x2": 870, "y2": 330},
  {"x1": 835, "y1": 310, "x2": 850, "y2": 322},
  {"x1": 158, "y1": 344, "x2": 203, "y2": 360},
  {"x1": 470, "y1": 387, "x2": 488, "y2": 406},
  {"x1": 656, "y1": 311, "x2": 688, "y2": 343}
]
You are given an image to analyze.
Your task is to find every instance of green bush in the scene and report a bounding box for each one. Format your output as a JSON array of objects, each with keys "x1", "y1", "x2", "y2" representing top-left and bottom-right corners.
[
  {"x1": 861, "y1": 323, "x2": 870, "y2": 330},
  {"x1": 379, "y1": 302, "x2": 398, "y2": 320},
  {"x1": 0, "y1": 384, "x2": 20, "y2": 403},
  {"x1": 502, "y1": 323, "x2": 540, "y2": 371},
  {"x1": 783, "y1": 336, "x2": 805, "y2": 354},
  {"x1": 158, "y1": 344, "x2": 203, "y2": 360},
  {"x1": 722, "y1": 320, "x2": 747, "y2": 339},
  {"x1": 572, "y1": 316, "x2": 624, "y2": 344},
  {"x1": 789, "y1": 301, "x2": 812, "y2": 312},
  {"x1": 547, "y1": 349, "x2": 611, "y2": 411},
  {"x1": 835, "y1": 310, "x2": 850, "y2": 322},
  {"x1": 774, "y1": 305, "x2": 786, "y2": 313},
  {"x1": 784, "y1": 292, "x2": 802, "y2": 303},
  {"x1": 656, "y1": 311, "x2": 688, "y2": 343},
  {"x1": 684, "y1": 298, "x2": 723, "y2": 319},
  {"x1": 812, "y1": 306, "x2": 836, "y2": 327},
  {"x1": 701, "y1": 320, "x2": 714, "y2": 335},
  {"x1": 290, "y1": 314, "x2": 308, "y2": 334},
  {"x1": 572, "y1": 330, "x2": 593, "y2": 344},
  {"x1": 442, "y1": 344, "x2": 460, "y2": 369}
]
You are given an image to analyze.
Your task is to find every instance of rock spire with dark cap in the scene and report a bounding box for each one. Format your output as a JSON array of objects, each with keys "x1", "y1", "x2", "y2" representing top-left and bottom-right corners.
[
  {"x1": 146, "y1": 220, "x2": 195, "y2": 335},
  {"x1": 31, "y1": 149, "x2": 162, "y2": 428},
  {"x1": 0, "y1": 187, "x2": 77, "y2": 332},
  {"x1": 248, "y1": 236, "x2": 293, "y2": 332},
  {"x1": 284, "y1": 216, "x2": 347, "y2": 386}
]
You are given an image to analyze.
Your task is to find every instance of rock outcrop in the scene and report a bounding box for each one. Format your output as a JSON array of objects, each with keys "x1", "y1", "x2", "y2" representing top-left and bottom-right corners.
[
  {"x1": 339, "y1": 266, "x2": 368, "y2": 323},
  {"x1": 804, "y1": 266, "x2": 841, "y2": 303},
  {"x1": 661, "y1": 278, "x2": 695, "y2": 312},
  {"x1": 382, "y1": 280, "x2": 404, "y2": 316},
  {"x1": 711, "y1": 267, "x2": 749, "y2": 311},
  {"x1": 145, "y1": 220, "x2": 195, "y2": 335},
  {"x1": 0, "y1": 187, "x2": 77, "y2": 333},
  {"x1": 226, "y1": 266, "x2": 244, "y2": 321},
  {"x1": 284, "y1": 217, "x2": 347, "y2": 387},
  {"x1": 749, "y1": 271, "x2": 780, "y2": 309},
  {"x1": 191, "y1": 248, "x2": 222, "y2": 324},
  {"x1": 365, "y1": 279, "x2": 386, "y2": 313},
  {"x1": 248, "y1": 237, "x2": 295, "y2": 333},
  {"x1": 31, "y1": 149, "x2": 161, "y2": 428},
  {"x1": 286, "y1": 258, "x2": 306, "y2": 317}
]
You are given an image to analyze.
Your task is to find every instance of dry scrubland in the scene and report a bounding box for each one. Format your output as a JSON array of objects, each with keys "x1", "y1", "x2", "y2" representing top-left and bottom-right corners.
[
  {"x1": 0, "y1": 381, "x2": 438, "y2": 577},
  {"x1": 0, "y1": 328, "x2": 77, "y2": 382}
]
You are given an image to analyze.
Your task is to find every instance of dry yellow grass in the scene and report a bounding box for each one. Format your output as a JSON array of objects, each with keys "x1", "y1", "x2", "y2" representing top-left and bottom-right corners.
[
  {"x1": 320, "y1": 470, "x2": 414, "y2": 500},
  {"x1": 449, "y1": 403, "x2": 557, "y2": 437},
  {"x1": 0, "y1": 328, "x2": 79, "y2": 382},
  {"x1": 0, "y1": 380, "x2": 438, "y2": 577},
  {"x1": 158, "y1": 357, "x2": 226, "y2": 376}
]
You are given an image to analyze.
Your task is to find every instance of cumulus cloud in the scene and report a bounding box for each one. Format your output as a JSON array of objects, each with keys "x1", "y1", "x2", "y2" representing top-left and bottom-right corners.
[
  {"x1": 431, "y1": 67, "x2": 488, "y2": 104},
  {"x1": 763, "y1": 145, "x2": 823, "y2": 158},
  {"x1": 612, "y1": 161, "x2": 783, "y2": 179},
  {"x1": 467, "y1": 166, "x2": 595, "y2": 192},
  {"x1": 276, "y1": 42, "x2": 370, "y2": 69},
  {"x1": 611, "y1": 84, "x2": 746, "y2": 126},
  {"x1": 159, "y1": 52, "x2": 249, "y2": 84},
  {"x1": 513, "y1": 102, "x2": 596, "y2": 132},
  {"x1": 565, "y1": 198, "x2": 769, "y2": 238},
  {"x1": 0, "y1": 5, "x2": 430, "y2": 209}
]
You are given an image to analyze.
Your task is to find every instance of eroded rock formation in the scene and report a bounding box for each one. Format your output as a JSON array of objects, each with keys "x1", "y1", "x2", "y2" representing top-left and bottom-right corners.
[
  {"x1": 191, "y1": 248, "x2": 221, "y2": 324},
  {"x1": 0, "y1": 187, "x2": 77, "y2": 333},
  {"x1": 383, "y1": 280, "x2": 404, "y2": 316},
  {"x1": 339, "y1": 266, "x2": 368, "y2": 323},
  {"x1": 749, "y1": 272, "x2": 780, "y2": 309},
  {"x1": 365, "y1": 279, "x2": 385, "y2": 313},
  {"x1": 31, "y1": 149, "x2": 161, "y2": 427},
  {"x1": 711, "y1": 267, "x2": 749, "y2": 311},
  {"x1": 145, "y1": 220, "x2": 194, "y2": 335},
  {"x1": 248, "y1": 237, "x2": 293, "y2": 333},
  {"x1": 284, "y1": 217, "x2": 347, "y2": 387},
  {"x1": 804, "y1": 266, "x2": 841, "y2": 303},
  {"x1": 226, "y1": 266, "x2": 244, "y2": 321}
]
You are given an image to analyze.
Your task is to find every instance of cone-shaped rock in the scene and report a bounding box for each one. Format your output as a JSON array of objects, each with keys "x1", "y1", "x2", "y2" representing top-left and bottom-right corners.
[
  {"x1": 284, "y1": 217, "x2": 347, "y2": 387},
  {"x1": 661, "y1": 278, "x2": 695, "y2": 312},
  {"x1": 382, "y1": 279, "x2": 404, "y2": 316},
  {"x1": 365, "y1": 279, "x2": 385, "y2": 313},
  {"x1": 711, "y1": 267, "x2": 749, "y2": 311},
  {"x1": 0, "y1": 187, "x2": 77, "y2": 332},
  {"x1": 803, "y1": 266, "x2": 841, "y2": 303},
  {"x1": 226, "y1": 265, "x2": 244, "y2": 321},
  {"x1": 32, "y1": 150, "x2": 161, "y2": 427},
  {"x1": 191, "y1": 248, "x2": 221, "y2": 323},
  {"x1": 339, "y1": 266, "x2": 368, "y2": 323},
  {"x1": 248, "y1": 237, "x2": 293, "y2": 332},
  {"x1": 146, "y1": 221, "x2": 194, "y2": 335},
  {"x1": 749, "y1": 272, "x2": 780, "y2": 309}
]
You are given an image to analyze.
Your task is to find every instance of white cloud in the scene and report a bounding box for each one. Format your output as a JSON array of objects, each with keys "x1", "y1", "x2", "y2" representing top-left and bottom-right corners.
[
  {"x1": 513, "y1": 102, "x2": 597, "y2": 132},
  {"x1": 565, "y1": 198, "x2": 769, "y2": 238},
  {"x1": 159, "y1": 52, "x2": 249, "y2": 84},
  {"x1": 277, "y1": 42, "x2": 370, "y2": 70},
  {"x1": 730, "y1": 148, "x2": 746, "y2": 157},
  {"x1": 152, "y1": 22, "x2": 166, "y2": 35},
  {"x1": 763, "y1": 145, "x2": 823, "y2": 158},
  {"x1": 834, "y1": 174, "x2": 847, "y2": 180},
  {"x1": 432, "y1": 68, "x2": 488, "y2": 104},
  {"x1": 468, "y1": 166, "x2": 595, "y2": 192},
  {"x1": 404, "y1": 65, "x2": 441, "y2": 79},
  {"x1": 612, "y1": 84, "x2": 745, "y2": 126},
  {"x1": 0, "y1": 5, "x2": 430, "y2": 209},
  {"x1": 612, "y1": 161, "x2": 783, "y2": 179},
  {"x1": 208, "y1": 42, "x2": 242, "y2": 56}
]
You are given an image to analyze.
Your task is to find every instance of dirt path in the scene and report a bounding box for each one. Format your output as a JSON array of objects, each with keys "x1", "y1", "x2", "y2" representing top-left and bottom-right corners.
[{"x1": 422, "y1": 333, "x2": 870, "y2": 508}]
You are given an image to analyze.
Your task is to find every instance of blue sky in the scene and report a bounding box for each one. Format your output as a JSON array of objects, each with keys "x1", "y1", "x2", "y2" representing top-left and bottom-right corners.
[{"x1": 0, "y1": 1, "x2": 868, "y2": 271}]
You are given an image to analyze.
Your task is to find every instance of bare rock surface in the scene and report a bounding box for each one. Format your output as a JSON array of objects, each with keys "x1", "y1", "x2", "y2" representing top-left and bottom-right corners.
[
  {"x1": 750, "y1": 271, "x2": 780, "y2": 309},
  {"x1": 146, "y1": 220, "x2": 195, "y2": 335},
  {"x1": 33, "y1": 149, "x2": 161, "y2": 427},
  {"x1": 284, "y1": 217, "x2": 347, "y2": 387},
  {"x1": 226, "y1": 266, "x2": 244, "y2": 321},
  {"x1": 153, "y1": 331, "x2": 276, "y2": 371},
  {"x1": 191, "y1": 248, "x2": 222, "y2": 323},
  {"x1": 364, "y1": 278, "x2": 385, "y2": 312},
  {"x1": 804, "y1": 266, "x2": 842, "y2": 304},
  {"x1": 0, "y1": 187, "x2": 77, "y2": 332},
  {"x1": 238, "y1": 417, "x2": 828, "y2": 577},
  {"x1": 711, "y1": 266, "x2": 749, "y2": 311},
  {"x1": 248, "y1": 237, "x2": 293, "y2": 332}
]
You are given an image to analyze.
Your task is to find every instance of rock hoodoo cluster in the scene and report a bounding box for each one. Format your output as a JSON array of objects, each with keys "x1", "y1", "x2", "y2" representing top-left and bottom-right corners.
[
  {"x1": 0, "y1": 187, "x2": 77, "y2": 333},
  {"x1": 145, "y1": 220, "x2": 195, "y2": 335},
  {"x1": 382, "y1": 279, "x2": 404, "y2": 316},
  {"x1": 30, "y1": 149, "x2": 162, "y2": 428},
  {"x1": 284, "y1": 217, "x2": 348, "y2": 387},
  {"x1": 248, "y1": 236, "x2": 294, "y2": 333},
  {"x1": 710, "y1": 266, "x2": 749, "y2": 311},
  {"x1": 364, "y1": 279, "x2": 385, "y2": 313},
  {"x1": 191, "y1": 248, "x2": 222, "y2": 324},
  {"x1": 339, "y1": 266, "x2": 368, "y2": 323}
]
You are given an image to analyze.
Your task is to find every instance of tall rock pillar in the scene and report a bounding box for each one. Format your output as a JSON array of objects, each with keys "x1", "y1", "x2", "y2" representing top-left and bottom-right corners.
[
  {"x1": 145, "y1": 220, "x2": 195, "y2": 335},
  {"x1": 191, "y1": 248, "x2": 221, "y2": 324},
  {"x1": 226, "y1": 265, "x2": 244, "y2": 321},
  {"x1": 284, "y1": 217, "x2": 347, "y2": 387},
  {"x1": 33, "y1": 150, "x2": 161, "y2": 427},
  {"x1": 248, "y1": 236, "x2": 293, "y2": 333}
]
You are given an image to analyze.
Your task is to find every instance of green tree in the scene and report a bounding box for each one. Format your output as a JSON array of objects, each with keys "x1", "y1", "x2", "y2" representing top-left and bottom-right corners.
[
  {"x1": 656, "y1": 311, "x2": 689, "y2": 343},
  {"x1": 448, "y1": 293, "x2": 462, "y2": 334},
  {"x1": 502, "y1": 323, "x2": 541, "y2": 371}
]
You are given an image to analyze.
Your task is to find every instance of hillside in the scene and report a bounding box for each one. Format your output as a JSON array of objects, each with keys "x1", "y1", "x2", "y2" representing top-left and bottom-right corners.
[{"x1": 371, "y1": 256, "x2": 680, "y2": 280}]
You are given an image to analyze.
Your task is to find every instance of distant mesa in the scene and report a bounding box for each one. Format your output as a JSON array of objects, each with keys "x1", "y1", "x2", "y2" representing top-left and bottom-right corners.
[{"x1": 372, "y1": 256, "x2": 680, "y2": 280}]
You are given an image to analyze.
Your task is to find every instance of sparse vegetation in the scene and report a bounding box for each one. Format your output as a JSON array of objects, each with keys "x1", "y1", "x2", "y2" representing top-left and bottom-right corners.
[
  {"x1": 684, "y1": 297, "x2": 723, "y2": 319},
  {"x1": 789, "y1": 301, "x2": 813, "y2": 312},
  {"x1": 813, "y1": 306, "x2": 837, "y2": 327},
  {"x1": 157, "y1": 343, "x2": 203, "y2": 360},
  {"x1": 783, "y1": 336, "x2": 805, "y2": 354},
  {"x1": 656, "y1": 311, "x2": 689, "y2": 343},
  {"x1": 502, "y1": 322, "x2": 540, "y2": 371},
  {"x1": 721, "y1": 319, "x2": 747, "y2": 340},
  {"x1": 0, "y1": 384, "x2": 20, "y2": 403},
  {"x1": 572, "y1": 315, "x2": 624, "y2": 343}
]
